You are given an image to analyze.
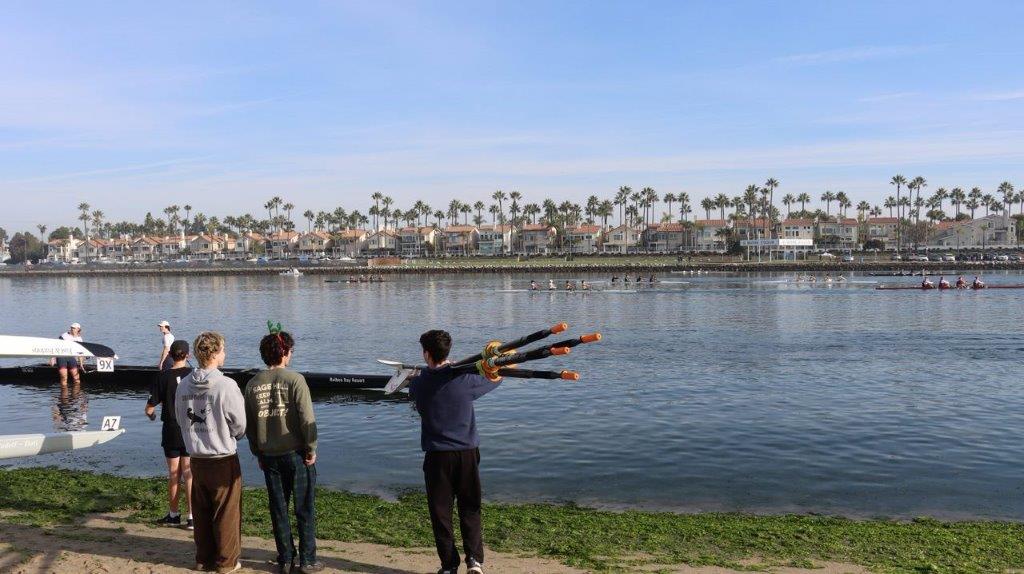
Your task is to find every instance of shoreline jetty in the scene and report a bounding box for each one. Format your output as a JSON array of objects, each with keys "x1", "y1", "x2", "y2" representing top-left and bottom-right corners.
[{"x1": 2, "y1": 260, "x2": 1023, "y2": 278}]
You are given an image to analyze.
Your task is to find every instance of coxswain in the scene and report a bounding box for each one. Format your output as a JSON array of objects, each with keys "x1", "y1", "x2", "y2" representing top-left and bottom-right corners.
[
  {"x1": 581, "y1": 280, "x2": 590, "y2": 291},
  {"x1": 921, "y1": 277, "x2": 934, "y2": 289},
  {"x1": 955, "y1": 276, "x2": 968, "y2": 289},
  {"x1": 938, "y1": 277, "x2": 951, "y2": 289},
  {"x1": 529, "y1": 280, "x2": 538, "y2": 291},
  {"x1": 972, "y1": 276, "x2": 985, "y2": 289},
  {"x1": 548, "y1": 279, "x2": 556, "y2": 291}
]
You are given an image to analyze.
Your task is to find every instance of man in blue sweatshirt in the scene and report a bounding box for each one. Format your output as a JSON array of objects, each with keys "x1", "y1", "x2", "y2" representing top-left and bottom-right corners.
[{"x1": 408, "y1": 330, "x2": 501, "y2": 574}]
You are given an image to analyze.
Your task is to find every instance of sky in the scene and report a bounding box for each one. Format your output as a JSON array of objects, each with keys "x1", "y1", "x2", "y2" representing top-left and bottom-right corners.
[{"x1": 2, "y1": 0, "x2": 1023, "y2": 230}]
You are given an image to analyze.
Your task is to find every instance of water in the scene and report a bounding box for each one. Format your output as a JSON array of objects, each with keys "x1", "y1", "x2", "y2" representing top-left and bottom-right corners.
[{"x1": 2, "y1": 271, "x2": 1024, "y2": 519}]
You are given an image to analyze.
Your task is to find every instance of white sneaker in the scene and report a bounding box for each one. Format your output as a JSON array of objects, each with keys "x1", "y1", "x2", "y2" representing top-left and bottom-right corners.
[{"x1": 468, "y1": 558, "x2": 484, "y2": 573}]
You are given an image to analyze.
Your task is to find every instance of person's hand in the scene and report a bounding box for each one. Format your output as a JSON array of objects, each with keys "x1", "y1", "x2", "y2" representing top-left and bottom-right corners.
[
  {"x1": 304, "y1": 452, "x2": 317, "y2": 466},
  {"x1": 49, "y1": 358, "x2": 56, "y2": 367},
  {"x1": 145, "y1": 405, "x2": 156, "y2": 420},
  {"x1": 258, "y1": 458, "x2": 265, "y2": 471}
]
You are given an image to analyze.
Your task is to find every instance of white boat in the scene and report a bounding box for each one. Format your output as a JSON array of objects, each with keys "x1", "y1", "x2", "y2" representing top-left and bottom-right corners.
[
  {"x1": 280, "y1": 268, "x2": 303, "y2": 277},
  {"x1": 0, "y1": 335, "x2": 116, "y2": 359},
  {"x1": 0, "y1": 429, "x2": 126, "y2": 460}
]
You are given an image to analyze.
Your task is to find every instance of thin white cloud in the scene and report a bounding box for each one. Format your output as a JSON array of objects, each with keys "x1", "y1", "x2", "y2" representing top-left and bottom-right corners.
[
  {"x1": 775, "y1": 45, "x2": 936, "y2": 65},
  {"x1": 970, "y1": 90, "x2": 1024, "y2": 101},
  {"x1": 858, "y1": 92, "x2": 917, "y2": 103}
]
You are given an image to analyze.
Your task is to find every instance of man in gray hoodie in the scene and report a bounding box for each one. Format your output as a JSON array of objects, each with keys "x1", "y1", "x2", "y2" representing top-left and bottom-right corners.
[{"x1": 175, "y1": 332, "x2": 246, "y2": 574}]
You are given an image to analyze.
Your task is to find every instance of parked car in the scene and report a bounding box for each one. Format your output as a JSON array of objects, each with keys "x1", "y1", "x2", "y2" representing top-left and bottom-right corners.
[
  {"x1": 890, "y1": 254, "x2": 902, "y2": 261},
  {"x1": 995, "y1": 254, "x2": 1010, "y2": 262},
  {"x1": 928, "y1": 254, "x2": 944, "y2": 262},
  {"x1": 819, "y1": 252, "x2": 836, "y2": 259},
  {"x1": 841, "y1": 255, "x2": 855, "y2": 262},
  {"x1": 942, "y1": 254, "x2": 957, "y2": 262},
  {"x1": 1009, "y1": 254, "x2": 1022, "y2": 262}
]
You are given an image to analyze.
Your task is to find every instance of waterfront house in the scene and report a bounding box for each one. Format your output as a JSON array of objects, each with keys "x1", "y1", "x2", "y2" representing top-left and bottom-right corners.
[
  {"x1": 733, "y1": 218, "x2": 772, "y2": 241},
  {"x1": 781, "y1": 218, "x2": 815, "y2": 240},
  {"x1": 442, "y1": 225, "x2": 479, "y2": 255},
  {"x1": 815, "y1": 218, "x2": 859, "y2": 249},
  {"x1": 927, "y1": 214, "x2": 1017, "y2": 249},
  {"x1": 865, "y1": 218, "x2": 899, "y2": 249},
  {"x1": 101, "y1": 238, "x2": 133, "y2": 262},
  {"x1": 563, "y1": 225, "x2": 604, "y2": 253},
  {"x1": 75, "y1": 238, "x2": 105, "y2": 261},
  {"x1": 693, "y1": 219, "x2": 730, "y2": 252},
  {"x1": 157, "y1": 235, "x2": 187, "y2": 260},
  {"x1": 602, "y1": 225, "x2": 641, "y2": 254},
  {"x1": 188, "y1": 234, "x2": 226, "y2": 260},
  {"x1": 46, "y1": 236, "x2": 82, "y2": 263},
  {"x1": 266, "y1": 231, "x2": 300, "y2": 258},
  {"x1": 131, "y1": 236, "x2": 161, "y2": 262},
  {"x1": 298, "y1": 231, "x2": 332, "y2": 257},
  {"x1": 397, "y1": 226, "x2": 437, "y2": 257},
  {"x1": 331, "y1": 229, "x2": 368, "y2": 258},
  {"x1": 228, "y1": 232, "x2": 263, "y2": 259},
  {"x1": 642, "y1": 223, "x2": 690, "y2": 252},
  {"x1": 519, "y1": 224, "x2": 557, "y2": 254},
  {"x1": 477, "y1": 224, "x2": 513, "y2": 256},
  {"x1": 364, "y1": 230, "x2": 398, "y2": 256}
]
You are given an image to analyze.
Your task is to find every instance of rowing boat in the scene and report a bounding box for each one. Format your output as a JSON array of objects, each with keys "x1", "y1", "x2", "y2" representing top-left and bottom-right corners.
[
  {"x1": 874, "y1": 284, "x2": 1024, "y2": 290},
  {"x1": 0, "y1": 364, "x2": 388, "y2": 391},
  {"x1": 0, "y1": 429, "x2": 126, "y2": 460},
  {"x1": 0, "y1": 335, "x2": 116, "y2": 359}
]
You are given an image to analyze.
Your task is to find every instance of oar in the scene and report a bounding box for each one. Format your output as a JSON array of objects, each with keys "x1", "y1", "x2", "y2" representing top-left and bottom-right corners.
[
  {"x1": 458, "y1": 332, "x2": 601, "y2": 372},
  {"x1": 449, "y1": 322, "x2": 569, "y2": 367},
  {"x1": 497, "y1": 368, "x2": 580, "y2": 380}
]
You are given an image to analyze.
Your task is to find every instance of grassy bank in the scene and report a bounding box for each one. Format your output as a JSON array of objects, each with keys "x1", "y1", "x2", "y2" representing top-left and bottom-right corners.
[{"x1": 2, "y1": 468, "x2": 1023, "y2": 572}]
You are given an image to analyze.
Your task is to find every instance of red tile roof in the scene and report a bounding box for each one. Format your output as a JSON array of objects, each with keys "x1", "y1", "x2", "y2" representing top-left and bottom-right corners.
[
  {"x1": 868, "y1": 217, "x2": 898, "y2": 224},
  {"x1": 568, "y1": 225, "x2": 603, "y2": 234},
  {"x1": 694, "y1": 219, "x2": 729, "y2": 227},
  {"x1": 782, "y1": 218, "x2": 814, "y2": 226}
]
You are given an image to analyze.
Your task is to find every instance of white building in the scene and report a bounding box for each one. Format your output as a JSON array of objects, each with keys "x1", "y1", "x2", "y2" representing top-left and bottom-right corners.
[
  {"x1": 741, "y1": 238, "x2": 815, "y2": 260},
  {"x1": 693, "y1": 219, "x2": 730, "y2": 252},
  {"x1": 928, "y1": 214, "x2": 1017, "y2": 249}
]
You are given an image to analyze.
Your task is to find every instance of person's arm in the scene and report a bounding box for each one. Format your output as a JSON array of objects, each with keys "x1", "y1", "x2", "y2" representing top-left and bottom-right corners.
[
  {"x1": 158, "y1": 348, "x2": 169, "y2": 368},
  {"x1": 224, "y1": 383, "x2": 247, "y2": 440},
  {"x1": 145, "y1": 373, "x2": 162, "y2": 420},
  {"x1": 243, "y1": 386, "x2": 260, "y2": 458},
  {"x1": 468, "y1": 373, "x2": 502, "y2": 400},
  {"x1": 293, "y1": 376, "x2": 318, "y2": 464}
]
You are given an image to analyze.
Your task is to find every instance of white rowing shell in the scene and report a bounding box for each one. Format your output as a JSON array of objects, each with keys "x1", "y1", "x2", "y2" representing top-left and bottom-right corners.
[
  {"x1": 0, "y1": 429, "x2": 126, "y2": 460},
  {"x1": 0, "y1": 335, "x2": 116, "y2": 359}
]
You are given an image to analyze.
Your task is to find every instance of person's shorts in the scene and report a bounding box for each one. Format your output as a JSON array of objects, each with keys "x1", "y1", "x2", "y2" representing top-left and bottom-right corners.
[
  {"x1": 161, "y1": 423, "x2": 189, "y2": 459},
  {"x1": 55, "y1": 356, "x2": 80, "y2": 370}
]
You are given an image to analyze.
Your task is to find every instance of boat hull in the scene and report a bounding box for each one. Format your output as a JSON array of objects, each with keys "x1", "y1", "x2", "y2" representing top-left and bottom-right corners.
[
  {"x1": 0, "y1": 429, "x2": 126, "y2": 460},
  {"x1": 0, "y1": 364, "x2": 388, "y2": 391}
]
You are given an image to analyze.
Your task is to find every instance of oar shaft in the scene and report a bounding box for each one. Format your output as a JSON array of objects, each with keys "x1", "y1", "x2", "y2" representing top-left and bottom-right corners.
[
  {"x1": 450, "y1": 322, "x2": 569, "y2": 367},
  {"x1": 498, "y1": 368, "x2": 580, "y2": 380}
]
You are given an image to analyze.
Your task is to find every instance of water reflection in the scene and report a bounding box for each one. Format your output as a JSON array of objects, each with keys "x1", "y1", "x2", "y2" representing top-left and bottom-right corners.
[{"x1": 52, "y1": 382, "x2": 89, "y2": 432}]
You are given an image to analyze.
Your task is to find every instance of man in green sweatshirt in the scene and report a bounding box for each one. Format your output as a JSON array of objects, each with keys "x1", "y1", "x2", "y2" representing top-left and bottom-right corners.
[{"x1": 244, "y1": 330, "x2": 322, "y2": 574}]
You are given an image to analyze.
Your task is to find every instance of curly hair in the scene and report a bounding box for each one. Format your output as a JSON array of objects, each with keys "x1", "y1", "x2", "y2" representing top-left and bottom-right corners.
[
  {"x1": 193, "y1": 332, "x2": 225, "y2": 367},
  {"x1": 259, "y1": 331, "x2": 294, "y2": 366}
]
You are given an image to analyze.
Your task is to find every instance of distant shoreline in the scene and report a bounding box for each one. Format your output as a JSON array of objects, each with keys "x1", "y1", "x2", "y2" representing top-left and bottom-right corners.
[{"x1": 2, "y1": 260, "x2": 1023, "y2": 278}]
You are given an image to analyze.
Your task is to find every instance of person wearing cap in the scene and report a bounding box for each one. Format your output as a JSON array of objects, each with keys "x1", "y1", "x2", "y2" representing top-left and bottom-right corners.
[
  {"x1": 53, "y1": 323, "x2": 84, "y2": 386},
  {"x1": 158, "y1": 320, "x2": 175, "y2": 371},
  {"x1": 146, "y1": 339, "x2": 194, "y2": 530}
]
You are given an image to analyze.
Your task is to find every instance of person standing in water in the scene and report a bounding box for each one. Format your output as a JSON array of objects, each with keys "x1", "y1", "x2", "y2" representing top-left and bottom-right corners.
[
  {"x1": 147, "y1": 340, "x2": 194, "y2": 530},
  {"x1": 54, "y1": 322, "x2": 84, "y2": 386},
  {"x1": 158, "y1": 320, "x2": 176, "y2": 371}
]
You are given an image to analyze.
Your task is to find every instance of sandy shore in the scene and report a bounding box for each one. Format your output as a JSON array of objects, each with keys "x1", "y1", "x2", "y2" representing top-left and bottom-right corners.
[{"x1": 0, "y1": 513, "x2": 868, "y2": 574}]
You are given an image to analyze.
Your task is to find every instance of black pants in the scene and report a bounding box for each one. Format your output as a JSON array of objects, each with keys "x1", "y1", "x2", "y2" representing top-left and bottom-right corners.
[{"x1": 423, "y1": 448, "x2": 483, "y2": 568}]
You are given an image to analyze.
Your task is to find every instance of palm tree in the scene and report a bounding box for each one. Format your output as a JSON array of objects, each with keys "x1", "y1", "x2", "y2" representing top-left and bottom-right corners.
[
  {"x1": 714, "y1": 193, "x2": 730, "y2": 220},
  {"x1": 491, "y1": 190, "x2": 507, "y2": 224},
  {"x1": 677, "y1": 192, "x2": 690, "y2": 222},
  {"x1": 77, "y1": 202, "x2": 91, "y2": 243},
  {"x1": 934, "y1": 188, "x2": 948, "y2": 216},
  {"x1": 950, "y1": 188, "x2": 965, "y2": 219},
  {"x1": 303, "y1": 210, "x2": 315, "y2": 232},
  {"x1": 700, "y1": 197, "x2": 714, "y2": 220},
  {"x1": 998, "y1": 181, "x2": 1014, "y2": 217},
  {"x1": 182, "y1": 204, "x2": 192, "y2": 232},
  {"x1": 797, "y1": 192, "x2": 810, "y2": 215},
  {"x1": 982, "y1": 194, "x2": 995, "y2": 216},
  {"x1": 509, "y1": 191, "x2": 523, "y2": 227},
  {"x1": 370, "y1": 192, "x2": 383, "y2": 229},
  {"x1": 488, "y1": 204, "x2": 499, "y2": 225},
  {"x1": 598, "y1": 200, "x2": 614, "y2": 228},
  {"x1": 909, "y1": 176, "x2": 927, "y2": 224},
  {"x1": 966, "y1": 198, "x2": 980, "y2": 219},
  {"x1": 763, "y1": 178, "x2": 779, "y2": 236},
  {"x1": 663, "y1": 193, "x2": 676, "y2": 221},
  {"x1": 460, "y1": 202, "x2": 472, "y2": 225},
  {"x1": 615, "y1": 186, "x2": 631, "y2": 226},
  {"x1": 782, "y1": 194, "x2": 795, "y2": 217},
  {"x1": 890, "y1": 174, "x2": 907, "y2": 250},
  {"x1": 820, "y1": 191, "x2": 836, "y2": 217}
]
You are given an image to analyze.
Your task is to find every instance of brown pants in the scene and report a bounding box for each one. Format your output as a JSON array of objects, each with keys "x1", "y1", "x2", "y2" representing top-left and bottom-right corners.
[{"x1": 190, "y1": 455, "x2": 242, "y2": 570}]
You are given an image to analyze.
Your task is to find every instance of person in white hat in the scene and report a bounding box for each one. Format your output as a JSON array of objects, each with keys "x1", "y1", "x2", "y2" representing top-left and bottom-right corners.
[
  {"x1": 54, "y1": 322, "x2": 84, "y2": 385},
  {"x1": 158, "y1": 321, "x2": 176, "y2": 371}
]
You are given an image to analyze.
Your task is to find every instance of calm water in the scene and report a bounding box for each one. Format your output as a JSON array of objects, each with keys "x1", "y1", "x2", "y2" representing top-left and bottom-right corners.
[{"x1": 2, "y1": 271, "x2": 1024, "y2": 519}]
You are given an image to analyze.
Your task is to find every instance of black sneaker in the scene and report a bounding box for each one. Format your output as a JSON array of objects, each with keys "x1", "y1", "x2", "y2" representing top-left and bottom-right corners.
[
  {"x1": 468, "y1": 557, "x2": 484, "y2": 573},
  {"x1": 185, "y1": 518, "x2": 194, "y2": 531},
  {"x1": 298, "y1": 563, "x2": 325, "y2": 573},
  {"x1": 155, "y1": 513, "x2": 181, "y2": 526},
  {"x1": 436, "y1": 569, "x2": 457, "y2": 574}
]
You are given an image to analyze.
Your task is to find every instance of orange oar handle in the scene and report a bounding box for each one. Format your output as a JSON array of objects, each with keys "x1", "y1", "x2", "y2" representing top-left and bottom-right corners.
[{"x1": 560, "y1": 370, "x2": 580, "y2": 381}]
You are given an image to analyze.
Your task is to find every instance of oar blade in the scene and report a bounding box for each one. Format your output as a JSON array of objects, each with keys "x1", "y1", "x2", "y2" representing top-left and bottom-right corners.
[{"x1": 384, "y1": 368, "x2": 415, "y2": 395}]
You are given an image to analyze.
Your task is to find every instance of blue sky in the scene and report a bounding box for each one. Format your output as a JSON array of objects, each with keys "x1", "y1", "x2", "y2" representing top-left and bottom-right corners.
[{"x1": 2, "y1": 1, "x2": 1023, "y2": 229}]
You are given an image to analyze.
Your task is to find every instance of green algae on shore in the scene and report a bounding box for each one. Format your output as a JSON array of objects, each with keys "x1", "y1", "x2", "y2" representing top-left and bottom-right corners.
[{"x1": 1, "y1": 467, "x2": 1023, "y2": 572}]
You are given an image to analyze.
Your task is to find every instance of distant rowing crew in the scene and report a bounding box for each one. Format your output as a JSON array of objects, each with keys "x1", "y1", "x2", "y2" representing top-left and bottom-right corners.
[
  {"x1": 921, "y1": 276, "x2": 985, "y2": 290},
  {"x1": 524, "y1": 275, "x2": 660, "y2": 292}
]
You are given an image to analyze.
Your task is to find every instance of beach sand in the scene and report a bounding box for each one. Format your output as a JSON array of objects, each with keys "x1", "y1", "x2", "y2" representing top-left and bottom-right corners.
[{"x1": 0, "y1": 513, "x2": 868, "y2": 574}]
